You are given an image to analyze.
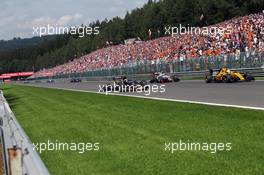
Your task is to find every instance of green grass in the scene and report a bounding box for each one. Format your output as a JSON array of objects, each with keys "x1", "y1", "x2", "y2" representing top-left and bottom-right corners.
[
  {"x1": 2, "y1": 85, "x2": 264, "y2": 175},
  {"x1": 256, "y1": 77, "x2": 264, "y2": 80}
]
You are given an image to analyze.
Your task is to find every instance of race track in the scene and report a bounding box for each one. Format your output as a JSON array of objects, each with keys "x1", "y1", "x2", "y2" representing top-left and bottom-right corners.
[{"x1": 23, "y1": 80, "x2": 264, "y2": 110}]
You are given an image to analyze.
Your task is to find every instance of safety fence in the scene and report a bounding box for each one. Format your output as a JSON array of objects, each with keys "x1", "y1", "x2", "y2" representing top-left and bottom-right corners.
[
  {"x1": 0, "y1": 91, "x2": 50, "y2": 175},
  {"x1": 45, "y1": 50, "x2": 264, "y2": 80}
]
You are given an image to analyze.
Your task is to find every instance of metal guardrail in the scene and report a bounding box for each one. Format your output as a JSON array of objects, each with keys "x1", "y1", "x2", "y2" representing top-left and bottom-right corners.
[
  {"x1": 171, "y1": 67, "x2": 264, "y2": 78},
  {"x1": 30, "y1": 50, "x2": 264, "y2": 81},
  {"x1": 0, "y1": 127, "x2": 8, "y2": 175},
  {"x1": 25, "y1": 66, "x2": 264, "y2": 83},
  {"x1": 0, "y1": 91, "x2": 50, "y2": 175}
]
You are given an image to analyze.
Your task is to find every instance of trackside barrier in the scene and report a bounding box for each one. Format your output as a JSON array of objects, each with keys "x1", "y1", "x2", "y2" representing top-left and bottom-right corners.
[
  {"x1": 0, "y1": 127, "x2": 8, "y2": 175},
  {"x1": 28, "y1": 67, "x2": 264, "y2": 83},
  {"x1": 0, "y1": 91, "x2": 50, "y2": 175},
  {"x1": 29, "y1": 50, "x2": 264, "y2": 82},
  {"x1": 172, "y1": 67, "x2": 264, "y2": 78}
]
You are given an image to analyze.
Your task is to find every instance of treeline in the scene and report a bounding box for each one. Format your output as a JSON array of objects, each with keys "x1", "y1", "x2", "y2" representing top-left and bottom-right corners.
[
  {"x1": 0, "y1": 35, "x2": 56, "y2": 52},
  {"x1": 0, "y1": 0, "x2": 263, "y2": 74}
]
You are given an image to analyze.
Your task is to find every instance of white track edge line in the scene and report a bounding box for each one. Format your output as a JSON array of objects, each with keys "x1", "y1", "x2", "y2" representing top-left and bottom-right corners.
[{"x1": 28, "y1": 85, "x2": 264, "y2": 111}]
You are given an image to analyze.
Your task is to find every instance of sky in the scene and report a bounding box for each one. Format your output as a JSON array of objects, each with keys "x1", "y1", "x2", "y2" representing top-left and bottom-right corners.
[{"x1": 0, "y1": 0, "x2": 148, "y2": 40}]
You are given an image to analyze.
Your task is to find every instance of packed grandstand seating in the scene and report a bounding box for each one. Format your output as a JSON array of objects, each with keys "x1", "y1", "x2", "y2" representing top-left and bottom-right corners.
[{"x1": 32, "y1": 13, "x2": 264, "y2": 78}]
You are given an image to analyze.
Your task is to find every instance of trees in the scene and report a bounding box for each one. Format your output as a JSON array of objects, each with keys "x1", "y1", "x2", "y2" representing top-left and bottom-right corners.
[{"x1": 0, "y1": 0, "x2": 263, "y2": 74}]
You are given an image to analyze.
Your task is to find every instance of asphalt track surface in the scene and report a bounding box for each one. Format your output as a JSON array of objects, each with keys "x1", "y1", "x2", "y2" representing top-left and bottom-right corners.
[{"x1": 23, "y1": 80, "x2": 264, "y2": 110}]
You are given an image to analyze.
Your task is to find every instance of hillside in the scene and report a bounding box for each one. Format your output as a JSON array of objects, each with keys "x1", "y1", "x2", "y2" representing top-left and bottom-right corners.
[
  {"x1": 0, "y1": 0, "x2": 263, "y2": 74},
  {"x1": 0, "y1": 35, "x2": 56, "y2": 52}
]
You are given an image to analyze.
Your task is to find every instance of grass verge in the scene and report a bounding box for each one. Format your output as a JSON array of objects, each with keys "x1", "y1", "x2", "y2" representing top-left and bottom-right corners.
[{"x1": 2, "y1": 84, "x2": 264, "y2": 175}]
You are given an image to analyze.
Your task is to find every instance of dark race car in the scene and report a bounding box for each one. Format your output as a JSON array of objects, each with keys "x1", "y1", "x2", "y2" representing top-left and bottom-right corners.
[
  {"x1": 46, "y1": 79, "x2": 54, "y2": 83},
  {"x1": 150, "y1": 72, "x2": 180, "y2": 83},
  {"x1": 103, "y1": 76, "x2": 149, "y2": 92},
  {"x1": 70, "y1": 78, "x2": 82, "y2": 83}
]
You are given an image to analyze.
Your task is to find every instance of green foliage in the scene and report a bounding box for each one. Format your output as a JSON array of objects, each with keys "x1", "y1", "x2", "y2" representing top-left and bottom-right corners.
[
  {"x1": 0, "y1": 0, "x2": 263, "y2": 74},
  {"x1": 3, "y1": 85, "x2": 264, "y2": 175}
]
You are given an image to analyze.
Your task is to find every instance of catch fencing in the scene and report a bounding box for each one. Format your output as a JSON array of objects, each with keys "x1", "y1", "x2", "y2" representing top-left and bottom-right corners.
[{"x1": 52, "y1": 50, "x2": 264, "y2": 79}]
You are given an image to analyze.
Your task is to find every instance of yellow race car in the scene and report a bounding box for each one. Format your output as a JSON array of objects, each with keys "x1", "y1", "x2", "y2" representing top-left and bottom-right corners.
[{"x1": 205, "y1": 67, "x2": 255, "y2": 83}]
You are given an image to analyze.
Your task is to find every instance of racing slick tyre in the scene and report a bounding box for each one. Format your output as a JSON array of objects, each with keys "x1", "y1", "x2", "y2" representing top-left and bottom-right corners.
[
  {"x1": 160, "y1": 79, "x2": 165, "y2": 83},
  {"x1": 223, "y1": 74, "x2": 232, "y2": 83},
  {"x1": 150, "y1": 79, "x2": 159, "y2": 83},
  {"x1": 172, "y1": 76, "x2": 180, "y2": 82},
  {"x1": 140, "y1": 80, "x2": 148, "y2": 86},
  {"x1": 205, "y1": 76, "x2": 213, "y2": 83},
  {"x1": 244, "y1": 74, "x2": 255, "y2": 82}
]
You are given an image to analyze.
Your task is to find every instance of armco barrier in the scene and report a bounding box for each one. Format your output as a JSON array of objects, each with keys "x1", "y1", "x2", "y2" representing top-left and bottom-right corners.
[
  {"x1": 30, "y1": 50, "x2": 264, "y2": 81},
  {"x1": 172, "y1": 67, "x2": 264, "y2": 78},
  {"x1": 0, "y1": 91, "x2": 50, "y2": 175},
  {"x1": 32, "y1": 66, "x2": 264, "y2": 83},
  {"x1": 85, "y1": 67, "x2": 264, "y2": 81},
  {"x1": 0, "y1": 127, "x2": 8, "y2": 175}
]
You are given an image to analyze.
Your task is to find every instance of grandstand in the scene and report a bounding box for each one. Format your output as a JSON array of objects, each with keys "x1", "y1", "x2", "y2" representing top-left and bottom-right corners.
[{"x1": 31, "y1": 13, "x2": 264, "y2": 78}]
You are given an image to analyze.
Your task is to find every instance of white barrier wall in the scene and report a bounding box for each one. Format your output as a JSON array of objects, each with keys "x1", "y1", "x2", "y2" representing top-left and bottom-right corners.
[{"x1": 0, "y1": 91, "x2": 51, "y2": 175}]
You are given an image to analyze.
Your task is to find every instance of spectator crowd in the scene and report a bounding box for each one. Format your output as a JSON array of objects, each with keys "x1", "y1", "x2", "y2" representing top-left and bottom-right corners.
[{"x1": 32, "y1": 13, "x2": 264, "y2": 78}]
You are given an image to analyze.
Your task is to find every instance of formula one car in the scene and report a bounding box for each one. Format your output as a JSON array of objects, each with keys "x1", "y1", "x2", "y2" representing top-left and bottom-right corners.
[
  {"x1": 46, "y1": 79, "x2": 55, "y2": 83},
  {"x1": 103, "y1": 76, "x2": 149, "y2": 92},
  {"x1": 150, "y1": 72, "x2": 180, "y2": 83},
  {"x1": 70, "y1": 78, "x2": 82, "y2": 83},
  {"x1": 205, "y1": 67, "x2": 255, "y2": 83}
]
